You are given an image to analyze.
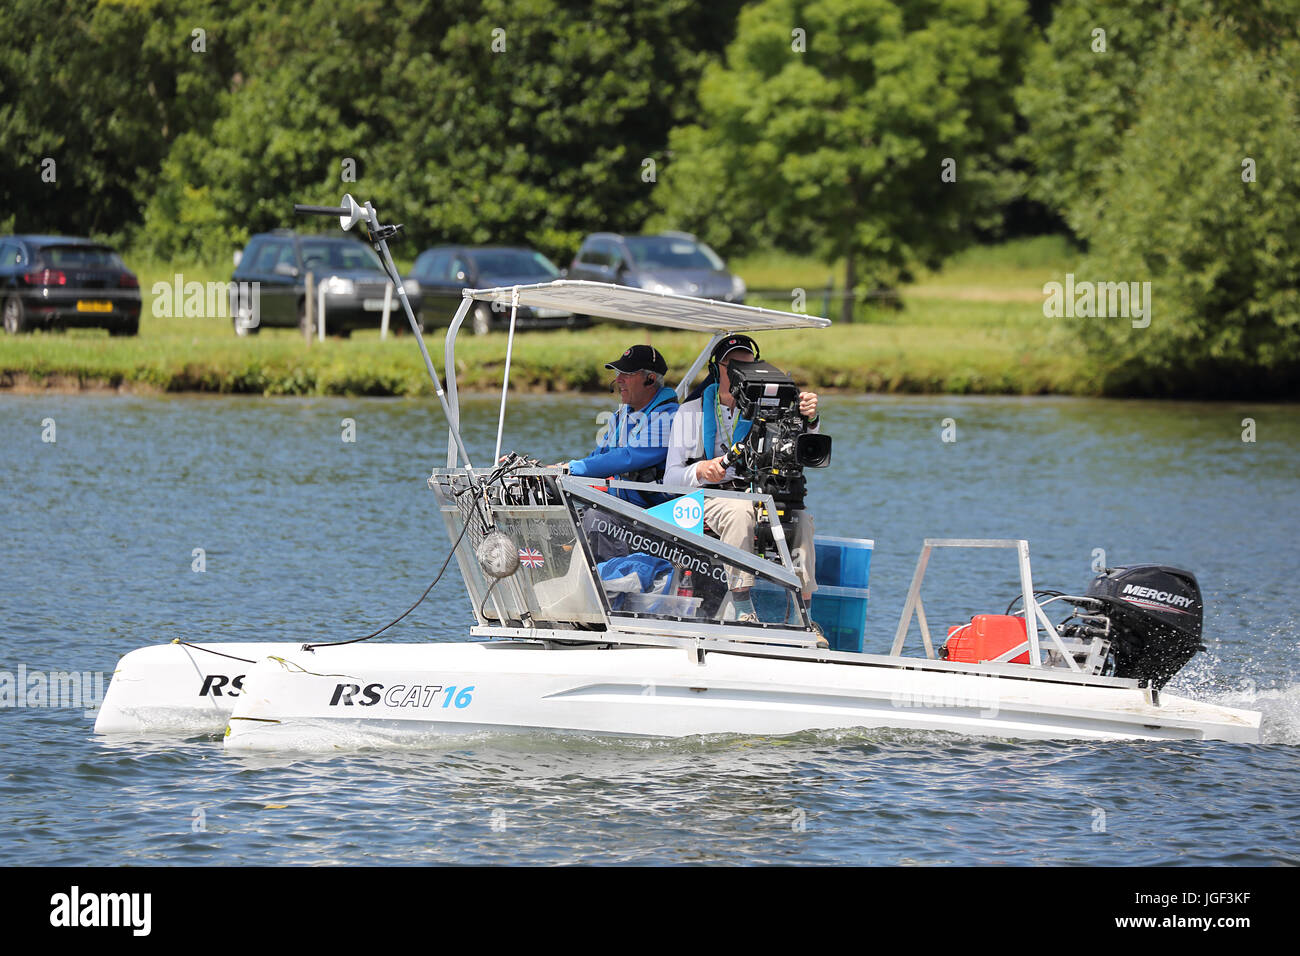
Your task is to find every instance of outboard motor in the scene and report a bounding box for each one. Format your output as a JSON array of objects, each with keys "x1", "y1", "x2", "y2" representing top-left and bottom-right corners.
[{"x1": 1084, "y1": 565, "x2": 1205, "y2": 688}]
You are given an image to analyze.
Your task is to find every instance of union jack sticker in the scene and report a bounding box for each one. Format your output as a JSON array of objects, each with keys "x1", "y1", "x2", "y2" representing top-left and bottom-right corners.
[{"x1": 518, "y1": 548, "x2": 545, "y2": 569}]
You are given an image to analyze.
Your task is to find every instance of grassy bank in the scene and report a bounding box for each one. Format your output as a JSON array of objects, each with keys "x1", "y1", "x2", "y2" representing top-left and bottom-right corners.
[{"x1": 0, "y1": 238, "x2": 1094, "y2": 396}]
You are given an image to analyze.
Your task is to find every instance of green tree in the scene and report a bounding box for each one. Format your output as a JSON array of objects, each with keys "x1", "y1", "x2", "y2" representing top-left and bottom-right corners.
[
  {"x1": 0, "y1": 0, "x2": 241, "y2": 240},
  {"x1": 138, "y1": 0, "x2": 744, "y2": 264},
  {"x1": 1017, "y1": 0, "x2": 1300, "y2": 233},
  {"x1": 1, "y1": 0, "x2": 742, "y2": 261},
  {"x1": 137, "y1": 2, "x2": 379, "y2": 262},
  {"x1": 650, "y1": 0, "x2": 1034, "y2": 321},
  {"x1": 1070, "y1": 22, "x2": 1300, "y2": 395},
  {"x1": 1019, "y1": 1, "x2": 1300, "y2": 395}
]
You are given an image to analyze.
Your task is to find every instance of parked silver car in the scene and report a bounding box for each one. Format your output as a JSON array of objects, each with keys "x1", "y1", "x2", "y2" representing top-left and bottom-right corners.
[
  {"x1": 229, "y1": 230, "x2": 421, "y2": 337},
  {"x1": 567, "y1": 232, "x2": 745, "y2": 302},
  {"x1": 409, "y1": 245, "x2": 586, "y2": 334}
]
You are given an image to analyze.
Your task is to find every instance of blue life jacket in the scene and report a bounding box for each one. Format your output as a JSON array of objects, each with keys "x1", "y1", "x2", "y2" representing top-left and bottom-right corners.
[
  {"x1": 699, "y1": 382, "x2": 751, "y2": 463},
  {"x1": 569, "y1": 386, "x2": 679, "y2": 507}
]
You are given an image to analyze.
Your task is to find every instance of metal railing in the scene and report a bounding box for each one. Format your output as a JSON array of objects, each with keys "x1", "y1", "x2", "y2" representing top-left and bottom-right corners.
[
  {"x1": 743, "y1": 286, "x2": 901, "y2": 320},
  {"x1": 890, "y1": 538, "x2": 1085, "y2": 672}
]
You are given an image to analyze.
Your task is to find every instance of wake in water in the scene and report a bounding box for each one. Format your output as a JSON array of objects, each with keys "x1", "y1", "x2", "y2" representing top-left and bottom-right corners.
[
  {"x1": 1205, "y1": 683, "x2": 1300, "y2": 746},
  {"x1": 1171, "y1": 642, "x2": 1300, "y2": 746}
]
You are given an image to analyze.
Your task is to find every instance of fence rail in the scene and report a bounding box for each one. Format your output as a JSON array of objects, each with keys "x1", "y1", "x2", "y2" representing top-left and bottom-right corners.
[{"x1": 744, "y1": 285, "x2": 901, "y2": 320}]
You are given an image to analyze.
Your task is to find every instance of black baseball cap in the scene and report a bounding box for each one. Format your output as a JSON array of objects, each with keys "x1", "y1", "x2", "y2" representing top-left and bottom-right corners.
[
  {"x1": 710, "y1": 334, "x2": 759, "y2": 368},
  {"x1": 605, "y1": 344, "x2": 668, "y2": 375}
]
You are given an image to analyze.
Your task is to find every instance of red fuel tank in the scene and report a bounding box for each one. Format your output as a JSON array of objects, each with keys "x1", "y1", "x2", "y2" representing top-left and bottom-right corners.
[{"x1": 943, "y1": 614, "x2": 1030, "y2": 665}]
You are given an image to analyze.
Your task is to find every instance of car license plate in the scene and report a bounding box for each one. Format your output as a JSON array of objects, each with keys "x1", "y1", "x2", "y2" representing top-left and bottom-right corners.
[
  {"x1": 362, "y1": 298, "x2": 389, "y2": 311},
  {"x1": 76, "y1": 300, "x2": 112, "y2": 313}
]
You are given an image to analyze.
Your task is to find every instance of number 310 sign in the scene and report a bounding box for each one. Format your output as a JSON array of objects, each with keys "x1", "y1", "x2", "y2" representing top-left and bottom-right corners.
[
  {"x1": 648, "y1": 491, "x2": 705, "y2": 536},
  {"x1": 671, "y1": 495, "x2": 703, "y2": 534}
]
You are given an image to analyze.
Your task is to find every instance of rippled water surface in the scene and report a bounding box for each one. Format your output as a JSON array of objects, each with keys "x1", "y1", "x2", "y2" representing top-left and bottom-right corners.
[{"x1": 2, "y1": 390, "x2": 1297, "y2": 865}]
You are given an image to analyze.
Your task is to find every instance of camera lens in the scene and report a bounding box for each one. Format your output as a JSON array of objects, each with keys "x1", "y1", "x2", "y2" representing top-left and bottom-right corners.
[{"x1": 796, "y1": 433, "x2": 832, "y2": 468}]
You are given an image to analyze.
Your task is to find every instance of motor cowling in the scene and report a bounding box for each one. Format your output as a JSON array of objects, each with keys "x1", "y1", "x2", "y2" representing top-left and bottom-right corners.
[{"x1": 1086, "y1": 565, "x2": 1205, "y2": 688}]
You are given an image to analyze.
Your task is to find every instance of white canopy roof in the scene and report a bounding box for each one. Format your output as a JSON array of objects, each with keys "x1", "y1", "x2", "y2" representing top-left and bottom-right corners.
[{"x1": 464, "y1": 280, "x2": 831, "y2": 332}]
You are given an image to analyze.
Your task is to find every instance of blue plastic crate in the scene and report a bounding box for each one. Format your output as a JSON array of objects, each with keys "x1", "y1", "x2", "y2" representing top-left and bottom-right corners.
[
  {"x1": 747, "y1": 580, "x2": 870, "y2": 652},
  {"x1": 814, "y1": 535, "x2": 873, "y2": 591},
  {"x1": 810, "y1": 585, "x2": 870, "y2": 653},
  {"x1": 750, "y1": 579, "x2": 805, "y2": 627}
]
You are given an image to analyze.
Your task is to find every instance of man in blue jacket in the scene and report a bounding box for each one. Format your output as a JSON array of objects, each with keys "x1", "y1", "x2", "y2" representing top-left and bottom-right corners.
[{"x1": 565, "y1": 344, "x2": 679, "y2": 508}]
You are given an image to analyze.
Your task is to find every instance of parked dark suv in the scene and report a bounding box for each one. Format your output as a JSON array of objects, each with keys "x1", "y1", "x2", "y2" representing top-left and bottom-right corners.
[
  {"x1": 409, "y1": 245, "x2": 584, "y2": 335},
  {"x1": 567, "y1": 232, "x2": 745, "y2": 303},
  {"x1": 230, "y1": 230, "x2": 422, "y2": 337},
  {"x1": 1, "y1": 235, "x2": 141, "y2": 336}
]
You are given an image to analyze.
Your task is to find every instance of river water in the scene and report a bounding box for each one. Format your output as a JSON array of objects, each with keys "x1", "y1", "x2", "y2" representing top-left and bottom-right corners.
[{"x1": 1, "y1": 391, "x2": 1297, "y2": 865}]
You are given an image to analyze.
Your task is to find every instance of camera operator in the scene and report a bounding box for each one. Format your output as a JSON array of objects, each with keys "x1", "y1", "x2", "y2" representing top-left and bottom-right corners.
[{"x1": 663, "y1": 336, "x2": 823, "y2": 640}]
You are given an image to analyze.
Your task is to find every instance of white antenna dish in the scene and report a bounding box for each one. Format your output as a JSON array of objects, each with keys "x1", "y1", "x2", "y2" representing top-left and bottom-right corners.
[{"x1": 339, "y1": 194, "x2": 365, "y2": 232}]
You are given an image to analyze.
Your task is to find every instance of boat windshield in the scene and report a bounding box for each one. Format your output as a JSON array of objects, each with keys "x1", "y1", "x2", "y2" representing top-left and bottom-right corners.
[
  {"x1": 427, "y1": 467, "x2": 811, "y2": 637},
  {"x1": 569, "y1": 492, "x2": 810, "y2": 632}
]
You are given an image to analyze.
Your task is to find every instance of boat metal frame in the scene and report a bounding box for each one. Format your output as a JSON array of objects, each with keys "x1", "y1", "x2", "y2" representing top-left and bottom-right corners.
[
  {"x1": 440, "y1": 280, "x2": 830, "y2": 469},
  {"x1": 891, "y1": 538, "x2": 1088, "y2": 672}
]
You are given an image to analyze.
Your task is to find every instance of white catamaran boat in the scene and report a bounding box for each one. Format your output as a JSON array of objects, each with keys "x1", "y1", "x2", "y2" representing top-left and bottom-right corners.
[{"x1": 94, "y1": 196, "x2": 1262, "y2": 749}]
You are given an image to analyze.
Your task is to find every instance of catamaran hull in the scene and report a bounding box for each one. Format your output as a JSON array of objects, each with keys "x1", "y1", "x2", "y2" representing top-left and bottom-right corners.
[
  {"x1": 94, "y1": 642, "x2": 306, "y2": 735},
  {"x1": 208, "y1": 641, "x2": 1260, "y2": 750}
]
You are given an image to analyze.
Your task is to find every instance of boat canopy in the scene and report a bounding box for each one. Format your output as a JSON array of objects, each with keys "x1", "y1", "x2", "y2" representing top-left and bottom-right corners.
[
  {"x1": 442, "y1": 280, "x2": 831, "y2": 469},
  {"x1": 463, "y1": 280, "x2": 831, "y2": 332}
]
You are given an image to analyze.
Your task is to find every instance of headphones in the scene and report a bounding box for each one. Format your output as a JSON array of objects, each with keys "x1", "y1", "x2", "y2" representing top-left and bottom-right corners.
[{"x1": 708, "y1": 334, "x2": 761, "y2": 378}]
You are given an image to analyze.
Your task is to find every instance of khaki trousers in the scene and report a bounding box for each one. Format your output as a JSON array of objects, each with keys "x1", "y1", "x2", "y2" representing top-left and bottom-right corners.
[{"x1": 702, "y1": 496, "x2": 817, "y2": 595}]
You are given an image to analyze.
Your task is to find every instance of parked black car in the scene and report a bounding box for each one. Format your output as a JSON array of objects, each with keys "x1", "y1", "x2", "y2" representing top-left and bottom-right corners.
[
  {"x1": 230, "y1": 230, "x2": 421, "y2": 337},
  {"x1": 1, "y1": 235, "x2": 141, "y2": 336},
  {"x1": 567, "y1": 232, "x2": 745, "y2": 303},
  {"x1": 409, "y1": 245, "x2": 585, "y2": 334}
]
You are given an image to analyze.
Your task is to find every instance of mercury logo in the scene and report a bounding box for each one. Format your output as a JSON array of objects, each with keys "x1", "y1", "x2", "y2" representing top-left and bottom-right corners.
[
  {"x1": 49, "y1": 886, "x2": 151, "y2": 936},
  {"x1": 1121, "y1": 584, "x2": 1195, "y2": 608}
]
